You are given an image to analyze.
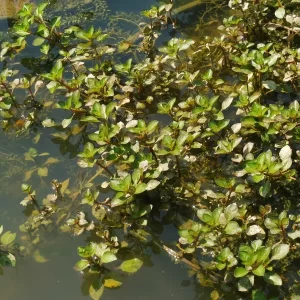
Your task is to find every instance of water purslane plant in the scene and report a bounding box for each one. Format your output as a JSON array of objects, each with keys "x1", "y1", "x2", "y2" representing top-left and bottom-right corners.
[{"x1": 0, "y1": 0, "x2": 300, "y2": 299}]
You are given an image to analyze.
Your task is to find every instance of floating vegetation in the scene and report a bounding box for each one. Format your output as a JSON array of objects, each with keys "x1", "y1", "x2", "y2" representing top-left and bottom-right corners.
[{"x1": 0, "y1": 0, "x2": 300, "y2": 299}]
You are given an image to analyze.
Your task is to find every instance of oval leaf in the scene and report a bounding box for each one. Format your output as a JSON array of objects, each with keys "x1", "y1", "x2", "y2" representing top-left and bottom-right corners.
[
  {"x1": 275, "y1": 7, "x2": 285, "y2": 19},
  {"x1": 89, "y1": 284, "x2": 104, "y2": 300},
  {"x1": 103, "y1": 278, "x2": 122, "y2": 288},
  {"x1": 0, "y1": 231, "x2": 16, "y2": 246},
  {"x1": 264, "y1": 272, "x2": 282, "y2": 286},
  {"x1": 101, "y1": 251, "x2": 117, "y2": 264},
  {"x1": 234, "y1": 267, "x2": 249, "y2": 278},
  {"x1": 270, "y1": 244, "x2": 289, "y2": 261},
  {"x1": 120, "y1": 258, "x2": 143, "y2": 273}
]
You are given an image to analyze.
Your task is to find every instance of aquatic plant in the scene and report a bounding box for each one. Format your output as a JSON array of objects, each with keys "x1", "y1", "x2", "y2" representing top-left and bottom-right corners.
[
  {"x1": 0, "y1": 225, "x2": 17, "y2": 270},
  {"x1": 0, "y1": 0, "x2": 300, "y2": 299}
]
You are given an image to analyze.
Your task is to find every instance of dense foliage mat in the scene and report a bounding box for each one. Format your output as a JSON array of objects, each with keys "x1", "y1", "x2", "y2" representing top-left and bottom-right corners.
[{"x1": 0, "y1": 0, "x2": 300, "y2": 299}]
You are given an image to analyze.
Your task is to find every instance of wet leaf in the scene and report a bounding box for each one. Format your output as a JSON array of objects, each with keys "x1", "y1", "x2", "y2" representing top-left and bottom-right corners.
[
  {"x1": 288, "y1": 230, "x2": 300, "y2": 240},
  {"x1": 89, "y1": 284, "x2": 104, "y2": 300},
  {"x1": 238, "y1": 275, "x2": 254, "y2": 292},
  {"x1": 259, "y1": 181, "x2": 271, "y2": 198},
  {"x1": 32, "y1": 37, "x2": 45, "y2": 46},
  {"x1": 103, "y1": 278, "x2": 122, "y2": 288},
  {"x1": 252, "y1": 265, "x2": 265, "y2": 276},
  {"x1": 146, "y1": 180, "x2": 160, "y2": 191},
  {"x1": 256, "y1": 247, "x2": 271, "y2": 263},
  {"x1": 120, "y1": 258, "x2": 143, "y2": 273},
  {"x1": 44, "y1": 157, "x2": 59, "y2": 164},
  {"x1": 246, "y1": 225, "x2": 265, "y2": 236},
  {"x1": 101, "y1": 252, "x2": 117, "y2": 264},
  {"x1": 252, "y1": 290, "x2": 267, "y2": 300},
  {"x1": 210, "y1": 290, "x2": 219, "y2": 300},
  {"x1": 224, "y1": 203, "x2": 239, "y2": 221},
  {"x1": 0, "y1": 231, "x2": 16, "y2": 246},
  {"x1": 24, "y1": 169, "x2": 35, "y2": 181},
  {"x1": 275, "y1": 7, "x2": 285, "y2": 19},
  {"x1": 264, "y1": 272, "x2": 282, "y2": 286},
  {"x1": 33, "y1": 250, "x2": 48, "y2": 263},
  {"x1": 262, "y1": 80, "x2": 277, "y2": 91},
  {"x1": 60, "y1": 178, "x2": 70, "y2": 195},
  {"x1": 225, "y1": 221, "x2": 242, "y2": 235},
  {"x1": 74, "y1": 259, "x2": 90, "y2": 271},
  {"x1": 234, "y1": 267, "x2": 249, "y2": 278},
  {"x1": 37, "y1": 167, "x2": 48, "y2": 177},
  {"x1": 270, "y1": 244, "x2": 289, "y2": 261}
]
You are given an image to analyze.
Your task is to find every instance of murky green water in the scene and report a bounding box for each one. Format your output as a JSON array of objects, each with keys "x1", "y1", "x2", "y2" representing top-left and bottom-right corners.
[{"x1": 0, "y1": 1, "x2": 213, "y2": 299}]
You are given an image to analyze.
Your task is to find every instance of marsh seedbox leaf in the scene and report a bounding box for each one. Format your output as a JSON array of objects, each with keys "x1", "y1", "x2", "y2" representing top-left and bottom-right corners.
[
  {"x1": 264, "y1": 272, "x2": 282, "y2": 286},
  {"x1": 0, "y1": 231, "x2": 16, "y2": 246},
  {"x1": 270, "y1": 244, "x2": 289, "y2": 261},
  {"x1": 101, "y1": 252, "x2": 117, "y2": 264},
  {"x1": 252, "y1": 290, "x2": 267, "y2": 300},
  {"x1": 120, "y1": 258, "x2": 143, "y2": 273},
  {"x1": 74, "y1": 259, "x2": 90, "y2": 271},
  {"x1": 234, "y1": 267, "x2": 249, "y2": 278},
  {"x1": 89, "y1": 284, "x2": 104, "y2": 300},
  {"x1": 103, "y1": 278, "x2": 122, "y2": 288}
]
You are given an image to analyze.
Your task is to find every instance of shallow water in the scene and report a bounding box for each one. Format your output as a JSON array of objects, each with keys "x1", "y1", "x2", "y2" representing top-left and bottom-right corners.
[{"x1": 0, "y1": 0, "x2": 214, "y2": 299}]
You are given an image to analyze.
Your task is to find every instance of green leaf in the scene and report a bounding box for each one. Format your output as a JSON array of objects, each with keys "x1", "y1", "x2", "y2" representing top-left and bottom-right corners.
[
  {"x1": 21, "y1": 184, "x2": 30, "y2": 192},
  {"x1": 120, "y1": 258, "x2": 143, "y2": 273},
  {"x1": 262, "y1": 80, "x2": 277, "y2": 91},
  {"x1": 246, "y1": 225, "x2": 265, "y2": 236},
  {"x1": 132, "y1": 169, "x2": 141, "y2": 185},
  {"x1": 110, "y1": 179, "x2": 126, "y2": 192},
  {"x1": 74, "y1": 259, "x2": 90, "y2": 271},
  {"x1": 264, "y1": 272, "x2": 282, "y2": 286},
  {"x1": 101, "y1": 251, "x2": 117, "y2": 264},
  {"x1": 256, "y1": 247, "x2": 271, "y2": 263},
  {"x1": 259, "y1": 181, "x2": 271, "y2": 198},
  {"x1": 216, "y1": 263, "x2": 226, "y2": 270},
  {"x1": 0, "y1": 231, "x2": 16, "y2": 246},
  {"x1": 78, "y1": 245, "x2": 95, "y2": 258},
  {"x1": 217, "y1": 247, "x2": 232, "y2": 262},
  {"x1": 264, "y1": 218, "x2": 278, "y2": 229},
  {"x1": 279, "y1": 145, "x2": 292, "y2": 162},
  {"x1": 197, "y1": 209, "x2": 213, "y2": 224},
  {"x1": 209, "y1": 119, "x2": 230, "y2": 133},
  {"x1": 275, "y1": 7, "x2": 285, "y2": 19},
  {"x1": 225, "y1": 221, "x2": 242, "y2": 235},
  {"x1": 288, "y1": 230, "x2": 300, "y2": 240},
  {"x1": 252, "y1": 265, "x2": 265, "y2": 276},
  {"x1": 42, "y1": 118, "x2": 56, "y2": 127},
  {"x1": 270, "y1": 244, "x2": 289, "y2": 261},
  {"x1": 146, "y1": 180, "x2": 160, "y2": 191},
  {"x1": 134, "y1": 183, "x2": 147, "y2": 194},
  {"x1": 252, "y1": 290, "x2": 267, "y2": 300},
  {"x1": 147, "y1": 120, "x2": 159, "y2": 134},
  {"x1": 224, "y1": 203, "x2": 239, "y2": 222},
  {"x1": 32, "y1": 37, "x2": 45, "y2": 46},
  {"x1": 252, "y1": 174, "x2": 265, "y2": 183},
  {"x1": 89, "y1": 284, "x2": 104, "y2": 300},
  {"x1": 212, "y1": 207, "x2": 223, "y2": 225},
  {"x1": 234, "y1": 267, "x2": 249, "y2": 278},
  {"x1": 123, "y1": 175, "x2": 132, "y2": 192},
  {"x1": 62, "y1": 116, "x2": 73, "y2": 128},
  {"x1": 238, "y1": 275, "x2": 254, "y2": 292},
  {"x1": 103, "y1": 278, "x2": 122, "y2": 288},
  {"x1": 33, "y1": 250, "x2": 48, "y2": 263},
  {"x1": 37, "y1": 167, "x2": 48, "y2": 177}
]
